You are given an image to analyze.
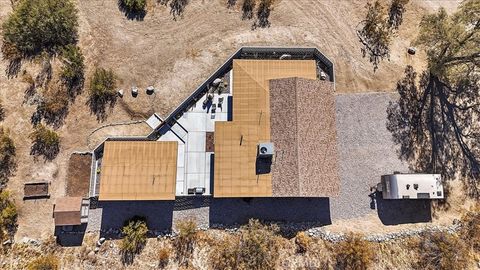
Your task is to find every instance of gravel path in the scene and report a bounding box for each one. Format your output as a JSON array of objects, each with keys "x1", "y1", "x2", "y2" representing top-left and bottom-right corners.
[
  {"x1": 87, "y1": 92, "x2": 412, "y2": 232},
  {"x1": 331, "y1": 92, "x2": 410, "y2": 220}
]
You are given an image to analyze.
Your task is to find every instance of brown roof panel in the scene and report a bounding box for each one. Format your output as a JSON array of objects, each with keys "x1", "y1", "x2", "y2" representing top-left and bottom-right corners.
[
  {"x1": 54, "y1": 197, "x2": 82, "y2": 226},
  {"x1": 270, "y1": 78, "x2": 340, "y2": 197},
  {"x1": 99, "y1": 141, "x2": 177, "y2": 201}
]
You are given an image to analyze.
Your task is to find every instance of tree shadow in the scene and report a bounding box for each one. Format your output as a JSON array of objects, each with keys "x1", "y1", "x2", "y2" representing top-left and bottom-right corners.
[
  {"x1": 242, "y1": 0, "x2": 255, "y2": 20},
  {"x1": 160, "y1": 0, "x2": 189, "y2": 20},
  {"x1": 252, "y1": 0, "x2": 272, "y2": 29},
  {"x1": 5, "y1": 58, "x2": 22, "y2": 78},
  {"x1": 87, "y1": 94, "x2": 118, "y2": 122},
  {"x1": 117, "y1": 0, "x2": 146, "y2": 21},
  {"x1": 386, "y1": 66, "x2": 480, "y2": 198},
  {"x1": 227, "y1": 0, "x2": 237, "y2": 8}
]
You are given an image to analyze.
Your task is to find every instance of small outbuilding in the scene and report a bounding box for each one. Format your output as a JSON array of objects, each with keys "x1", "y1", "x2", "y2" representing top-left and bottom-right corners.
[
  {"x1": 379, "y1": 173, "x2": 444, "y2": 199},
  {"x1": 53, "y1": 197, "x2": 89, "y2": 227}
]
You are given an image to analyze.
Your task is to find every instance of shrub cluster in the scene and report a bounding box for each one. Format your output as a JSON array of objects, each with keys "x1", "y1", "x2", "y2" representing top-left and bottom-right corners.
[
  {"x1": 120, "y1": 217, "x2": 148, "y2": 265},
  {"x1": 333, "y1": 234, "x2": 374, "y2": 270},
  {"x1": 173, "y1": 219, "x2": 198, "y2": 266},
  {"x1": 29, "y1": 124, "x2": 60, "y2": 160},
  {"x1": 210, "y1": 219, "x2": 281, "y2": 270},
  {"x1": 26, "y1": 254, "x2": 59, "y2": 270},
  {"x1": 119, "y1": 0, "x2": 147, "y2": 14},
  {"x1": 0, "y1": 128, "x2": 16, "y2": 187},
  {"x1": 0, "y1": 190, "x2": 17, "y2": 241},
  {"x1": 416, "y1": 232, "x2": 469, "y2": 270}
]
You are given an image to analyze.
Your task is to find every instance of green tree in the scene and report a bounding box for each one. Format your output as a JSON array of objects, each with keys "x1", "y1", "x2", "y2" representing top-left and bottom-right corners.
[
  {"x1": 0, "y1": 190, "x2": 17, "y2": 241},
  {"x1": 26, "y1": 254, "x2": 59, "y2": 270},
  {"x1": 387, "y1": 0, "x2": 480, "y2": 196},
  {"x1": 0, "y1": 128, "x2": 16, "y2": 187},
  {"x1": 120, "y1": 217, "x2": 148, "y2": 265},
  {"x1": 1, "y1": 0, "x2": 78, "y2": 58},
  {"x1": 60, "y1": 45, "x2": 85, "y2": 96},
  {"x1": 29, "y1": 124, "x2": 60, "y2": 160},
  {"x1": 88, "y1": 68, "x2": 118, "y2": 121}
]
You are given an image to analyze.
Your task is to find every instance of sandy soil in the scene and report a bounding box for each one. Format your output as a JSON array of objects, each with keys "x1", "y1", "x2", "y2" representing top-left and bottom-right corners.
[{"x1": 0, "y1": 0, "x2": 464, "y2": 240}]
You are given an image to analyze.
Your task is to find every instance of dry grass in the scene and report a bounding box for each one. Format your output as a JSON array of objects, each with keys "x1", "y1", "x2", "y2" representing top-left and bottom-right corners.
[{"x1": 332, "y1": 233, "x2": 374, "y2": 270}]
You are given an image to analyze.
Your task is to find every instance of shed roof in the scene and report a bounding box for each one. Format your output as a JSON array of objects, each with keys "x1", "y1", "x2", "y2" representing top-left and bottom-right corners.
[
  {"x1": 214, "y1": 60, "x2": 317, "y2": 197},
  {"x1": 99, "y1": 141, "x2": 177, "y2": 201},
  {"x1": 54, "y1": 197, "x2": 82, "y2": 226}
]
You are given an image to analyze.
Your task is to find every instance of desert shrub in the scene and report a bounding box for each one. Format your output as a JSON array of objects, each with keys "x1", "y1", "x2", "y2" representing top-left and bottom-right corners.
[
  {"x1": 158, "y1": 246, "x2": 171, "y2": 268},
  {"x1": 0, "y1": 128, "x2": 16, "y2": 187},
  {"x1": 1, "y1": 0, "x2": 78, "y2": 58},
  {"x1": 209, "y1": 235, "x2": 240, "y2": 270},
  {"x1": 88, "y1": 68, "x2": 117, "y2": 120},
  {"x1": 173, "y1": 219, "x2": 197, "y2": 266},
  {"x1": 29, "y1": 124, "x2": 60, "y2": 160},
  {"x1": 120, "y1": 217, "x2": 148, "y2": 265},
  {"x1": 60, "y1": 45, "x2": 84, "y2": 96},
  {"x1": 237, "y1": 219, "x2": 280, "y2": 270},
  {"x1": 0, "y1": 190, "x2": 17, "y2": 241},
  {"x1": 26, "y1": 254, "x2": 59, "y2": 270},
  {"x1": 295, "y1": 231, "x2": 312, "y2": 253},
  {"x1": 415, "y1": 232, "x2": 469, "y2": 270},
  {"x1": 33, "y1": 82, "x2": 70, "y2": 128},
  {"x1": 242, "y1": 0, "x2": 255, "y2": 20},
  {"x1": 120, "y1": 0, "x2": 146, "y2": 12},
  {"x1": 209, "y1": 220, "x2": 281, "y2": 270},
  {"x1": 461, "y1": 207, "x2": 480, "y2": 252},
  {"x1": 334, "y1": 234, "x2": 374, "y2": 270}
]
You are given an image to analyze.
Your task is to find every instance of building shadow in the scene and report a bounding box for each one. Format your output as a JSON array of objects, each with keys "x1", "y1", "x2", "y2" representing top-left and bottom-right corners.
[
  {"x1": 54, "y1": 223, "x2": 87, "y2": 247},
  {"x1": 209, "y1": 197, "x2": 331, "y2": 230},
  {"x1": 98, "y1": 201, "x2": 174, "y2": 238},
  {"x1": 375, "y1": 192, "x2": 432, "y2": 225},
  {"x1": 174, "y1": 196, "x2": 211, "y2": 210}
]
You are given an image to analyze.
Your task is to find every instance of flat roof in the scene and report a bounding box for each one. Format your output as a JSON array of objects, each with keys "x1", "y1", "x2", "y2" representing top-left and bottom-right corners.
[
  {"x1": 99, "y1": 141, "x2": 177, "y2": 201},
  {"x1": 214, "y1": 60, "x2": 317, "y2": 197},
  {"x1": 270, "y1": 77, "x2": 339, "y2": 197},
  {"x1": 54, "y1": 197, "x2": 82, "y2": 226}
]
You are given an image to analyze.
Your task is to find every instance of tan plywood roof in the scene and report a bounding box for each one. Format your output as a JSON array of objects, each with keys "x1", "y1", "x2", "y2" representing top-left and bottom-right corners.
[
  {"x1": 214, "y1": 60, "x2": 317, "y2": 197},
  {"x1": 99, "y1": 141, "x2": 177, "y2": 201}
]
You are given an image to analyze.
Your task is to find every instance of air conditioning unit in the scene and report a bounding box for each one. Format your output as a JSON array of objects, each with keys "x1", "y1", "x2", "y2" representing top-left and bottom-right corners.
[{"x1": 258, "y1": 142, "x2": 274, "y2": 158}]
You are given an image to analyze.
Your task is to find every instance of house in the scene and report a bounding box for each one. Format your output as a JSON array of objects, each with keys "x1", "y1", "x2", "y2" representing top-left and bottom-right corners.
[{"x1": 89, "y1": 47, "x2": 338, "y2": 201}]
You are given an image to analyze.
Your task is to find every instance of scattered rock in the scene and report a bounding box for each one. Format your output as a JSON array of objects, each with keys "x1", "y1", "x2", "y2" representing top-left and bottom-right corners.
[
  {"x1": 109, "y1": 243, "x2": 114, "y2": 248},
  {"x1": 87, "y1": 251, "x2": 96, "y2": 260},
  {"x1": 117, "y1": 89, "x2": 124, "y2": 97},
  {"x1": 146, "y1": 86, "x2": 155, "y2": 95},
  {"x1": 2, "y1": 239, "x2": 12, "y2": 245},
  {"x1": 94, "y1": 247, "x2": 100, "y2": 253},
  {"x1": 131, "y1": 87, "x2": 138, "y2": 97},
  {"x1": 407, "y1": 47, "x2": 416, "y2": 55}
]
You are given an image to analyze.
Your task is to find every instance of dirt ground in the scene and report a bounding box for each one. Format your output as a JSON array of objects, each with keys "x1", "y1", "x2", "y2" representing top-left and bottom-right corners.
[
  {"x1": 0, "y1": 0, "x2": 466, "y2": 241},
  {"x1": 65, "y1": 154, "x2": 92, "y2": 197}
]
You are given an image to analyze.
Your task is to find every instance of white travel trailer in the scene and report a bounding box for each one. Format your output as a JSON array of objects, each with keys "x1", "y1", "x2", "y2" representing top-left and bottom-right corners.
[{"x1": 378, "y1": 173, "x2": 444, "y2": 199}]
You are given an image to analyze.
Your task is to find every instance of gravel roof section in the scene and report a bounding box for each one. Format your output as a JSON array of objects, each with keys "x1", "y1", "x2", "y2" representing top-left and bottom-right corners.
[{"x1": 269, "y1": 78, "x2": 340, "y2": 197}]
